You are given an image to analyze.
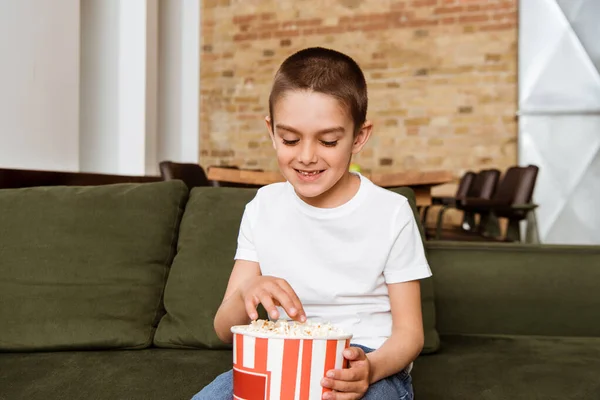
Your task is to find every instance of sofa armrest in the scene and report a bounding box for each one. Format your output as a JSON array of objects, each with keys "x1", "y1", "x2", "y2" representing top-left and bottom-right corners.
[{"x1": 425, "y1": 241, "x2": 600, "y2": 338}]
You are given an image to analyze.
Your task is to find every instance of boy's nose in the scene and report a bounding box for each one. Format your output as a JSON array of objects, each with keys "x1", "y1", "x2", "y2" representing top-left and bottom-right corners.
[{"x1": 297, "y1": 142, "x2": 318, "y2": 165}]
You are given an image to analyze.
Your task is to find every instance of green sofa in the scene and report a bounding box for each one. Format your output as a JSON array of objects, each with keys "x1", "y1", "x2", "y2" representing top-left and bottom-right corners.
[{"x1": 1, "y1": 181, "x2": 599, "y2": 400}]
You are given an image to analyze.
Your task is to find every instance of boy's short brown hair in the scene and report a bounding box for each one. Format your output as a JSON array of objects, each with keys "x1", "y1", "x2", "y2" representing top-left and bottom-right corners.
[{"x1": 268, "y1": 47, "x2": 368, "y2": 135}]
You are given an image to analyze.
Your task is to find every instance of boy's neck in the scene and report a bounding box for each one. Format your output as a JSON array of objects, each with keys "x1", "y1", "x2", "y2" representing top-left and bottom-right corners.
[{"x1": 297, "y1": 171, "x2": 361, "y2": 209}]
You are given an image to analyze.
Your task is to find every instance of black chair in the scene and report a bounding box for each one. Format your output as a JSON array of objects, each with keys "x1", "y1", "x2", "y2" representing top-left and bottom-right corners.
[
  {"x1": 443, "y1": 165, "x2": 540, "y2": 243},
  {"x1": 427, "y1": 169, "x2": 501, "y2": 240},
  {"x1": 159, "y1": 161, "x2": 210, "y2": 189},
  {"x1": 421, "y1": 170, "x2": 475, "y2": 227}
]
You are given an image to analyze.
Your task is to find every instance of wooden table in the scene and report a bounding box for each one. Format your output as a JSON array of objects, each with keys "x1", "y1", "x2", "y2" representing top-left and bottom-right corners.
[{"x1": 207, "y1": 167, "x2": 454, "y2": 206}]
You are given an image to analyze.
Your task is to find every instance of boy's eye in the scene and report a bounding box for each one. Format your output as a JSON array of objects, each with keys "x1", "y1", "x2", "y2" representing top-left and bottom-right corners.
[
  {"x1": 320, "y1": 140, "x2": 338, "y2": 147},
  {"x1": 282, "y1": 138, "x2": 299, "y2": 146}
]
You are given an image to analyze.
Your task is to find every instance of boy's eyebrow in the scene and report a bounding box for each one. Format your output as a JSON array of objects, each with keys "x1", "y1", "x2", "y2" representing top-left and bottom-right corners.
[{"x1": 275, "y1": 124, "x2": 345, "y2": 135}]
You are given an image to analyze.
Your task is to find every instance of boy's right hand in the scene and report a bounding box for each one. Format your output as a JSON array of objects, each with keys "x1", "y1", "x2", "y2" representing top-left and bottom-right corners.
[{"x1": 239, "y1": 276, "x2": 306, "y2": 322}]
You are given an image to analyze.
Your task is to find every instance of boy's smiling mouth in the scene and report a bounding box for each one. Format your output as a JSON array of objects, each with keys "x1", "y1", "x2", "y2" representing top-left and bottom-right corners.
[{"x1": 294, "y1": 169, "x2": 325, "y2": 180}]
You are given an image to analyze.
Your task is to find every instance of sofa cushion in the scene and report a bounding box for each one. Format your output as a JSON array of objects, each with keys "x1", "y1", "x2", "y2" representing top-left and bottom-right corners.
[
  {"x1": 154, "y1": 187, "x2": 258, "y2": 349},
  {"x1": 0, "y1": 349, "x2": 230, "y2": 400},
  {"x1": 413, "y1": 334, "x2": 600, "y2": 399},
  {"x1": 156, "y1": 186, "x2": 440, "y2": 354},
  {"x1": 0, "y1": 181, "x2": 188, "y2": 351}
]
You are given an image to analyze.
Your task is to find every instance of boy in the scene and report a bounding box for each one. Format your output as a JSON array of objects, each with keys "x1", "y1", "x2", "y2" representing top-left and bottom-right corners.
[{"x1": 193, "y1": 47, "x2": 431, "y2": 400}]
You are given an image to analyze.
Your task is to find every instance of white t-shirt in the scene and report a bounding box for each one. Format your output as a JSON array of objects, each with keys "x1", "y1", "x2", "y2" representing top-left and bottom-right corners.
[{"x1": 234, "y1": 173, "x2": 432, "y2": 349}]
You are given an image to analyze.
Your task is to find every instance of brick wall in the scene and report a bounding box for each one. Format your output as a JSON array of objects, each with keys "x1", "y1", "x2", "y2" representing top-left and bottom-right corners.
[{"x1": 200, "y1": 0, "x2": 518, "y2": 181}]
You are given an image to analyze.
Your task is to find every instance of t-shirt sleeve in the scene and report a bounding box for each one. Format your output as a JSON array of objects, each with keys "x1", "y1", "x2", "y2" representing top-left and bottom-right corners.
[
  {"x1": 383, "y1": 200, "x2": 432, "y2": 284},
  {"x1": 234, "y1": 199, "x2": 259, "y2": 263}
]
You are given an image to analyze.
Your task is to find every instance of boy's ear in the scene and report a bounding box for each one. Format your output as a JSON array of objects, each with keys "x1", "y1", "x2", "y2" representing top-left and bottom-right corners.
[
  {"x1": 352, "y1": 121, "x2": 373, "y2": 155},
  {"x1": 265, "y1": 116, "x2": 276, "y2": 150}
]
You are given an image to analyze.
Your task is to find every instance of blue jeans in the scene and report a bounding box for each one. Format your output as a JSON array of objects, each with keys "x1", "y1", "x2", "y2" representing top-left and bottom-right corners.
[{"x1": 191, "y1": 344, "x2": 413, "y2": 400}]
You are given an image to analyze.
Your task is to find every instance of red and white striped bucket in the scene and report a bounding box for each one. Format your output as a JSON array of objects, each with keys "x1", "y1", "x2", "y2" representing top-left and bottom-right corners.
[{"x1": 231, "y1": 326, "x2": 352, "y2": 400}]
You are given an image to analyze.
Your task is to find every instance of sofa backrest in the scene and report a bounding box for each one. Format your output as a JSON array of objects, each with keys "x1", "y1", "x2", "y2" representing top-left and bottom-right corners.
[
  {"x1": 427, "y1": 241, "x2": 600, "y2": 338},
  {"x1": 154, "y1": 185, "x2": 441, "y2": 354},
  {"x1": 0, "y1": 181, "x2": 188, "y2": 351}
]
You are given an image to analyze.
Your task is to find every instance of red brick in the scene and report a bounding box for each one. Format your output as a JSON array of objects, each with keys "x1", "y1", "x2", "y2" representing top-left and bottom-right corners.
[
  {"x1": 233, "y1": 14, "x2": 256, "y2": 24},
  {"x1": 492, "y1": 11, "x2": 517, "y2": 21},
  {"x1": 459, "y1": 14, "x2": 489, "y2": 23},
  {"x1": 412, "y1": 0, "x2": 437, "y2": 6},
  {"x1": 480, "y1": 22, "x2": 515, "y2": 31},
  {"x1": 201, "y1": 53, "x2": 220, "y2": 61},
  {"x1": 481, "y1": 2, "x2": 515, "y2": 11},
  {"x1": 233, "y1": 33, "x2": 257, "y2": 42},
  {"x1": 405, "y1": 19, "x2": 438, "y2": 27},
  {"x1": 258, "y1": 22, "x2": 280, "y2": 31},
  {"x1": 316, "y1": 26, "x2": 346, "y2": 35},
  {"x1": 407, "y1": 126, "x2": 420, "y2": 135},
  {"x1": 391, "y1": 1, "x2": 406, "y2": 10},
  {"x1": 260, "y1": 12, "x2": 276, "y2": 20},
  {"x1": 434, "y1": 6, "x2": 463, "y2": 14},
  {"x1": 366, "y1": 62, "x2": 389, "y2": 69},
  {"x1": 362, "y1": 23, "x2": 389, "y2": 32},
  {"x1": 274, "y1": 30, "x2": 300, "y2": 38},
  {"x1": 283, "y1": 18, "x2": 322, "y2": 28}
]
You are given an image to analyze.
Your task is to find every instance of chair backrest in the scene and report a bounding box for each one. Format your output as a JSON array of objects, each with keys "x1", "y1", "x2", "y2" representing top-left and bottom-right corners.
[
  {"x1": 159, "y1": 161, "x2": 209, "y2": 188},
  {"x1": 467, "y1": 169, "x2": 500, "y2": 199},
  {"x1": 513, "y1": 165, "x2": 539, "y2": 205},
  {"x1": 455, "y1": 171, "x2": 475, "y2": 199},
  {"x1": 493, "y1": 165, "x2": 540, "y2": 206},
  {"x1": 492, "y1": 166, "x2": 522, "y2": 205}
]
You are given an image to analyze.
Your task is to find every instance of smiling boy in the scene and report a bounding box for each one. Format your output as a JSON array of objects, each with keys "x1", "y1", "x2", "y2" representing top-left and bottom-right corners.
[{"x1": 192, "y1": 47, "x2": 431, "y2": 400}]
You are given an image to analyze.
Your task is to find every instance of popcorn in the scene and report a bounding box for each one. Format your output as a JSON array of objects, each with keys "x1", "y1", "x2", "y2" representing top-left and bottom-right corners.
[{"x1": 235, "y1": 319, "x2": 347, "y2": 338}]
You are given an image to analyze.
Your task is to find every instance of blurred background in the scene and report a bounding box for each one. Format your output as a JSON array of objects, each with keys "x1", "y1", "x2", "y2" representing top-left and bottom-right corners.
[{"x1": 0, "y1": 0, "x2": 598, "y2": 244}]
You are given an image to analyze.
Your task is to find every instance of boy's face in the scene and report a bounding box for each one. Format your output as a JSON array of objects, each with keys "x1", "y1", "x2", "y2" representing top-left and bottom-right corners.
[{"x1": 266, "y1": 90, "x2": 371, "y2": 207}]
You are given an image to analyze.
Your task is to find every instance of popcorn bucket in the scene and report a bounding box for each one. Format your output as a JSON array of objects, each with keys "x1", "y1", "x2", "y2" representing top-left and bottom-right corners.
[{"x1": 231, "y1": 325, "x2": 352, "y2": 400}]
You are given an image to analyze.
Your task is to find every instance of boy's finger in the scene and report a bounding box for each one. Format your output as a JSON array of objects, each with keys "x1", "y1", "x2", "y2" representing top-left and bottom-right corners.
[
  {"x1": 325, "y1": 368, "x2": 362, "y2": 382},
  {"x1": 257, "y1": 292, "x2": 279, "y2": 320},
  {"x1": 320, "y1": 376, "x2": 365, "y2": 396},
  {"x1": 269, "y1": 284, "x2": 302, "y2": 320},
  {"x1": 343, "y1": 347, "x2": 366, "y2": 361},
  {"x1": 244, "y1": 296, "x2": 259, "y2": 321},
  {"x1": 277, "y1": 281, "x2": 306, "y2": 321}
]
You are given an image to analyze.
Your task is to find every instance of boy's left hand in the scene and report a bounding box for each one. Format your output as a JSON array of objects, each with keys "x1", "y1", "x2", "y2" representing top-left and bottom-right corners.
[{"x1": 320, "y1": 347, "x2": 371, "y2": 400}]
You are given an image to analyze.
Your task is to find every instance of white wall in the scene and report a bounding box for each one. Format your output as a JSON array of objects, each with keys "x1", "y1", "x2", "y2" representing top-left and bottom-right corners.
[
  {"x1": 80, "y1": 0, "x2": 158, "y2": 175},
  {"x1": 157, "y1": 0, "x2": 200, "y2": 166},
  {"x1": 0, "y1": 0, "x2": 199, "y2": 175},
  {"x1": 79, "y1": 0, "x2": 119, "y2": 173},
  {"x1": 80, "y1": 0, "x2": 199, "y2": 176},
  {"x1": 0, "y1": 0, "x2": 80, "y2": 172}
]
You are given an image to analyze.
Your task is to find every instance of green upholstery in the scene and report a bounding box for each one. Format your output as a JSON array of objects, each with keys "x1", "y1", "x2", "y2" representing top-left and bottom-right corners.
[
  {"x1": 426, "y1": 241, "x2": 600, "y2": 337},
  {"x1": 2, "y1": 181, "x2": 600, "y2": 400},
  {"x1": 0, "y1": 349, "x2": 231, "y2": 400},
  {"x1": 2, "y1": 335, "x2": 599, "y2": 400},
  {"x1": 413, "y1": 334, "x2": 600, "y2": 400},
  {"x1": 388, "y1": 187, "x2": 440, "y2": 353},
  {"x1": 155, "y1": 187, "x2": 258, "y2": 349},
  {"x1": 0, "y1": 181, "x2": 187, "y2": 351}
]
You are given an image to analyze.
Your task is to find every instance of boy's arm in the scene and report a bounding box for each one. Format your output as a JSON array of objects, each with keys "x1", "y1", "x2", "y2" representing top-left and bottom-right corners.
[
  {"x1": 321, "y1": 280, "x2": 423, "y2": 397},
  {"x1": 213, "y1": 259, "x2": 261, "y2": 344},
  {"x1": 367, "y1": 280, "x2": 424, "y2": 383}
]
